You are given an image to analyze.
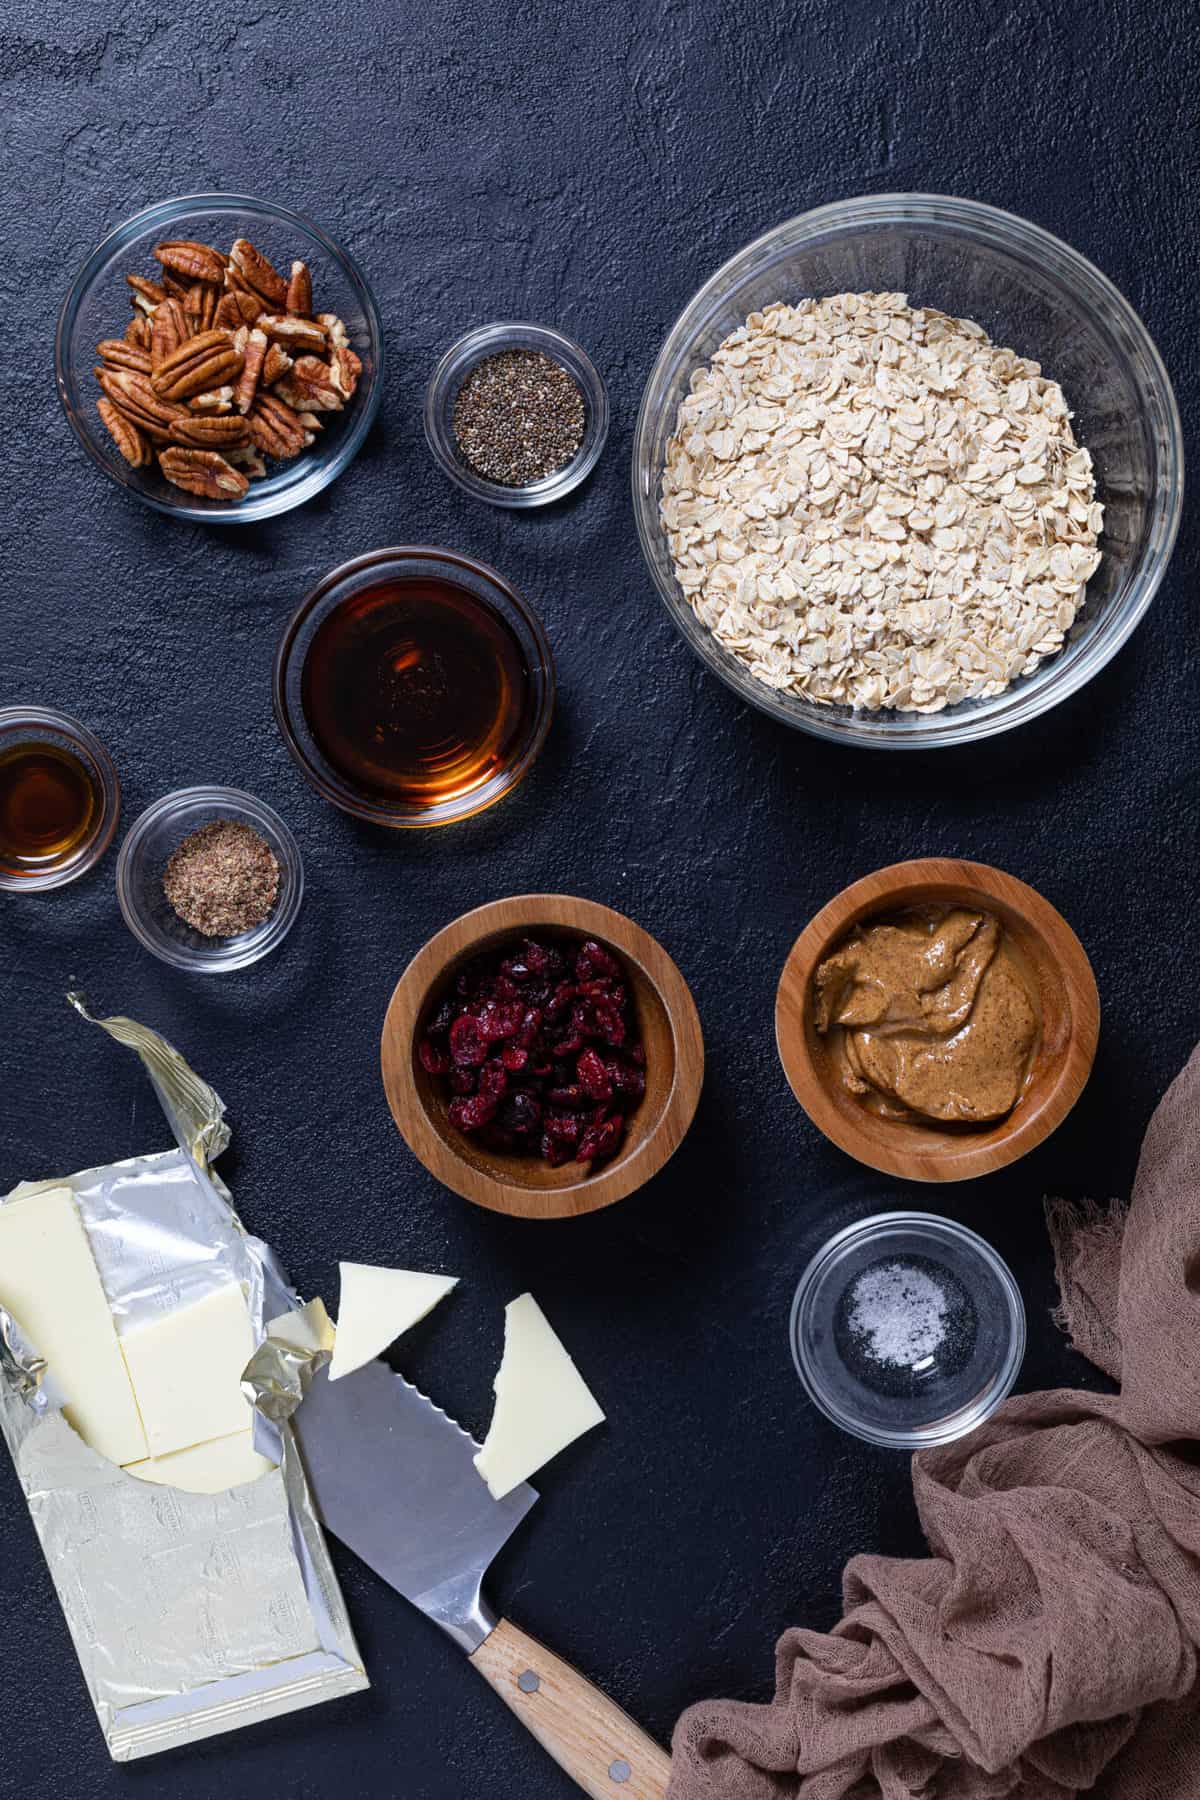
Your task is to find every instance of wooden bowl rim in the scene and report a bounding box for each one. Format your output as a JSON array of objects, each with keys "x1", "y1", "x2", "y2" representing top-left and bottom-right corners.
[
  {"x1": 775, "y1": 858, "x2": 1100, "y2": 1183},
  {"x1": 381, "y1": 893, "x2": 705, "y2": 1219}
]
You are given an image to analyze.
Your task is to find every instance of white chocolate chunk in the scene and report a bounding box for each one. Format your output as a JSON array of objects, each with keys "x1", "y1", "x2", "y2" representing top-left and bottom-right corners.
[
  {"x1": 474, "y1": 1294, "x2": 605, "y2": 1501},
  {"x1": 328, "y1": 1263, "x2": 458, "y2": 1382},
  {"x1": 0, "y1": 1187, "x2": 147, "y2": 1466},
  {"x1": 121, "y1": 1282, "x2": 256, "y2": 1458},
  {"x1": 124, "y1": 1429, "x2": 275, "y2": 1495}
]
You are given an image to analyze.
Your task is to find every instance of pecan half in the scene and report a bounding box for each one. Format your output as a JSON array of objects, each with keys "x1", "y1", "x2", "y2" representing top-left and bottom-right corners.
[
  {"x1": 127, "y1": 273, "x2": 168, "y2": 315},
  {"x1": 258, "y1": 313, "x2": 327, "y2": 355},
  {"x1": 150, "y1": 298, "x2": 189, "y2": 370},
  {"x1": 262, "y1": 343, "x2": 293, "y2": 386},
  {"x1": 233, "y1": 328, "x2": 268, "y2": 414},
  {"x1": 96, "y1": 369, "x2": 187, "y2": 443},
  {"x1": 97, "y1": 398, "x2": 153, "y2": 467},
  {"x1": 246, "y1": 390, "x2": 311, "y2": 458},
  {"x1": 97, "y1": 339, "x2": 152, "y2": 374},
  {"x1": 330, "y1": 344, "x2": 362, "y2": 399},
  {"x1": 159, "y1": 268, "x2": 195, "y2": 303},
  {"x1": 125, "y1": 314, "x2": 152, "y2": 349},
  {"x1": 286, "y1": 259, "x2": 313, "y2": 315},
  {"x1": 226, "y1": 445, "x2": 268, "y2": 478},
  {"x1": 316, "y1": 313, "x2": 349, "y2": 350},
  {"x1": 168, "y1": 413, "x2": 250, "y2": 450},
  {"x1": 229, "y1": 238, "x2": 288, "y2": 309},
  {"x1": 275, "y1": 356, "x2": 344, "y2": 412},
  {"x1": 154, "y1": 240, "x2": 226, "y2": 286},
  {"x1": 214, "y1": 292, "x2": 246, "y2": 332},
  {"x1": 187, "y1": 385, "x2": 234, "y2": 414},
  {"x1": 158, "y1": 448, "x2": 250, "y2": 500},
  {"x1": 151, "y1": 329, "x2": 244, "y2": 401},
  {"x1": 184, "y1": 280, "x2": 221, "y2": 334}
]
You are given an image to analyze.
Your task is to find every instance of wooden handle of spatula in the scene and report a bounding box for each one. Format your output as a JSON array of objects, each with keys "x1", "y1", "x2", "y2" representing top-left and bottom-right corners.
[{"x1": 470, "y1": 1617, "x2": 672, "y2": 1798}]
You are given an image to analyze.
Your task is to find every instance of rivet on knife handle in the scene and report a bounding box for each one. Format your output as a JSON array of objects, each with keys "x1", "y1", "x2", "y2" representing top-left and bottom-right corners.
[{"x1": 470, "y1": 1618, "x2": 671, "y2": 1799}]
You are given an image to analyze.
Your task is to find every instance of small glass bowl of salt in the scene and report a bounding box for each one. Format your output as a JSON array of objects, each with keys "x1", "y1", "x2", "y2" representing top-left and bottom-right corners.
[{"x1": 790, "y1": 1213, "x2": 1025, "y2": 1449}]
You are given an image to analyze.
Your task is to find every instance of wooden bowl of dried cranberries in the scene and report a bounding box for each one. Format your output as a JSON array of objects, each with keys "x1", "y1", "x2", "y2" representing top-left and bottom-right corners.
[{"x1": 381, "y1": 895, "x2": 704, "y2": 1219}]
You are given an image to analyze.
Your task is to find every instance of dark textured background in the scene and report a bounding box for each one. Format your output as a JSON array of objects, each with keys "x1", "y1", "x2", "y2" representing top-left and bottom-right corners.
[{"x1": 2, "y1": 1, "x2": 1198, "y2": 1795}]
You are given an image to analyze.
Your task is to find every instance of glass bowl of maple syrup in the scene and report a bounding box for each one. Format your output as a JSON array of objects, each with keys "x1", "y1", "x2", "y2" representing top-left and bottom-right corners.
[
  {"x1": 0, "y1": 707, "x2": 120, "y2": 890},
  {"x1": 273, "y1": 547, "x2": 555, "y2": 828}
]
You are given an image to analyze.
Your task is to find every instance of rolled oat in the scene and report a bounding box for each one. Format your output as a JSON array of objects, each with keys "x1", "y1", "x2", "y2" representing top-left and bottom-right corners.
[{"x1": 660, "y1": 293, "x2": 1103, "y2": 714}]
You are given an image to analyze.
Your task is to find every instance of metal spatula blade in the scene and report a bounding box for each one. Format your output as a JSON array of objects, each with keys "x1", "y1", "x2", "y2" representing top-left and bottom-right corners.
[{"x1": 291, "y1": 1359, "x2": 537, "y2": 1652}]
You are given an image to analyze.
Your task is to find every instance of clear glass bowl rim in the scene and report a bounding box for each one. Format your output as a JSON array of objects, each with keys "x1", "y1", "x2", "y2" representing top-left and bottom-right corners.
[
  {"x1": 0, "y1": 705, "x2": 121, "y2": 891},
  {"x1": 789, "y1": 1208, "x2": 1027, "y2": 1448},
  {"x1": 423, "y1": 320, "x2": 610, "y2": 508},
  {"x1": 272, "y1": 544, "x2": 557, "y2": 827},
  {"x1": 115, "y1": 783, "x2": 305, "y2": 971},
  {"x1": 55, "y1": 191, "x2": 384, "y2": 524},
  {"x1": 632, "y1": 192, "x2": 1184, "y2": 749}
]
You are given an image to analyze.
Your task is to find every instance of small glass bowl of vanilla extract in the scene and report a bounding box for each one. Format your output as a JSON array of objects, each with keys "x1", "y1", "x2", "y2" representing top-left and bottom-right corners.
[
  {"x1": 0, "y1": 707, "x2": 121, "y2": 890},
  {"x1": 273, "y1": 547, "x2": 555, "y2": 828}
]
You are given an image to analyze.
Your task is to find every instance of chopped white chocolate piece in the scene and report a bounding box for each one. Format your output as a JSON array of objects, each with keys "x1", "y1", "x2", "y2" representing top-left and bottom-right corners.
[
  {"x1": 124, "y1": 1429, "x2": 275, "y2": 1495},
  {"x1": 0, "y1": 1187, "x2": 147, "y2": 1466},
  {"x1": 328, "y1": 1263, "x2": 458, "y2": 1382},
  {"x1": 474, "y1": 1294, "x2": 605, "y2": 1501},
  {"x1": 121, "y1": 1282, "x2": 256, "y2": 1458}
]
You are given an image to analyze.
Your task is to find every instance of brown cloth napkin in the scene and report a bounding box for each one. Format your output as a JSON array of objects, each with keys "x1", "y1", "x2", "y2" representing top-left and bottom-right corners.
[{"x1": 669, "y1": 1043, "x2": 1200, "y2": 1800}]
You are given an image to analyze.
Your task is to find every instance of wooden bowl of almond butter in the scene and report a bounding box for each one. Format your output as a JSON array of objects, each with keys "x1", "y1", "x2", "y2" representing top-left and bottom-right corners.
[
  {"x1": 776, "y1": 858, "x2": 1100, "y2": 1182},
  {"x1": 56, "y1": 194, "x2": 383, "y2": 523}
]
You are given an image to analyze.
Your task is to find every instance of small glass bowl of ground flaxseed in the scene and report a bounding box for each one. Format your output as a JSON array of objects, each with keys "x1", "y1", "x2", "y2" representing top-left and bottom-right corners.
[
  {"x1": 424, "y1": 322, "x2": 608, "y2": 508},
  {"x1": 116, "y1": 786, "x2": 303, "y2": 972}
]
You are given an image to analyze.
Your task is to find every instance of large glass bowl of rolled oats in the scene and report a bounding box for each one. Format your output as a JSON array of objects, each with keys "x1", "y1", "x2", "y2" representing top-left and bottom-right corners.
[
  {"x1": 57, "y1": 194, "x2": 383, "y2": 523},
  {"x1": 633, "y1": 195, "x2": 1181, "y2": 746}
]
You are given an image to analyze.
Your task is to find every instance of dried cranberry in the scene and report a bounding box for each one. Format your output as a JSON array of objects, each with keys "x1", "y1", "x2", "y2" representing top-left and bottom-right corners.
[
  {"x1": 544, "y1": 1110, "x2": 583, "y2": 1143},
  {"x1": 479, "y1": 1000, "x2": 523, "y2": 1041},
  {"x1": 449, "y1": 1015, "x2": 487, "y2": 1067},
  {"x1": 479, "y1": 1061, "x2": 508, "y2": 1101},
  {"x1": 607, "y1": 1058, "x2": 645, "y2": 1101},
  {"x1": 576, "y1": 940, "x2": 620, "y2": 982},
  {"x1": 594, "y1": 1005, "x2": 626, "y2": 1048},
  {"x1": 427, "y1": 999, "x2": 456, "y2": 1037},
  {"x1": 541, "y1": 1133, "x2": 574, "y2": 1168},
  {"x1": 577, "y1": 1048, "x2": 613, "y2": 1103},
  {"x1": 577, "y1": 1114, "x2": 625, "y2": 1163},
  {"x1": 501, "y1": 1045, "x2": 529, "y2": 1072},
  {"x1": 419, "y1": 1038, "x2": 452, "y2": 1075},
  {"x1": 515, "y1": 1008, "x2": 542, "y2": 1048},
  {"x1": 449, "y1": 1068, "x2": 477, "y2": 1095},
  {"x1": 547, "y1": 1084, "x2": 584, "y2": 1107},
  {"x1": 501, "y1": 1091, "x2": 542, "y2": 1134},
  {"x1": 448, "y1": 1093, "x2": 498, "y2": 1132}
]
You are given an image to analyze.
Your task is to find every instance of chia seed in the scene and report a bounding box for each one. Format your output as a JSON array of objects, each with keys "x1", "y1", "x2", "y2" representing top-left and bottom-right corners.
[
  {"x1": 452, "y1": 348, "x2": 585, "y2": 486},
  {"x1": 163, "y1": 819, "x2": 279, "y2": 939}
]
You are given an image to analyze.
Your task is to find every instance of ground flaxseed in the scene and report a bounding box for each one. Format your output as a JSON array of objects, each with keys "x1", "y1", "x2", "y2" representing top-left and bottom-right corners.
[
  {"x1": 452, "y1": 348, "x2": 585, "y2": 486},
  {"x1": 163, "y1": 819, "x2": 279, "y2": 938}
]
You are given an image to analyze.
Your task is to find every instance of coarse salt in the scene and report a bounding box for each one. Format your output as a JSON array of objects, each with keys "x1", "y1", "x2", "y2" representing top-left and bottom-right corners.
[{"x1": 846, "y1": 1260, "x2": 949, "y2": 1367}]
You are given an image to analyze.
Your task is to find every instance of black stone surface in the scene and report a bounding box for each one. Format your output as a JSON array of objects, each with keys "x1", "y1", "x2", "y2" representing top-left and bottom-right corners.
[{"x1": 2, "y1": 3, "x2": 1198, "y2": 1796}]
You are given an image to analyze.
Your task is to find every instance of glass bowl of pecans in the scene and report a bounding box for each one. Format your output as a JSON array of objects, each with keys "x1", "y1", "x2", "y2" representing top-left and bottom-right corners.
[{"x1": 56, "y1": 194, "x2": 383, "y2": 523}]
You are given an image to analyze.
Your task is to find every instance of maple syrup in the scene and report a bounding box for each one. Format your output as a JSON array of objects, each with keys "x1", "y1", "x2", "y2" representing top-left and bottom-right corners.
[
  {"x1": 300, "y1": 575, "x2": 536, "y2": 808},
  {"x1": 0, "y1": 741, "x2": 99, "y2": 873}
]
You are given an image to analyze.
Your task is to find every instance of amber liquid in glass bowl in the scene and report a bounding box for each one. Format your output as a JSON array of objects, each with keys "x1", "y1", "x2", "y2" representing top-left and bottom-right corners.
[
  {"x1": 0, "y1": 741, "x2": 99, "y2": 873},
  {"x1": 299, "y1": 576, "x2": 535, "y2": 809}
]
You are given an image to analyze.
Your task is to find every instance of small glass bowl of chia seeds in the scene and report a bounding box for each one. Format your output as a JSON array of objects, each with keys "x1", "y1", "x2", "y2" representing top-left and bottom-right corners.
[
  {"x1": 424, "y1": 322, "x2": 609, "y2": 508},
  {"x1": 116, "y1": 785, "x2": 304, "y2": 973},
  {"x1": 790, "y1": 1212, "x2": 1025, "y2": 1449}
]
